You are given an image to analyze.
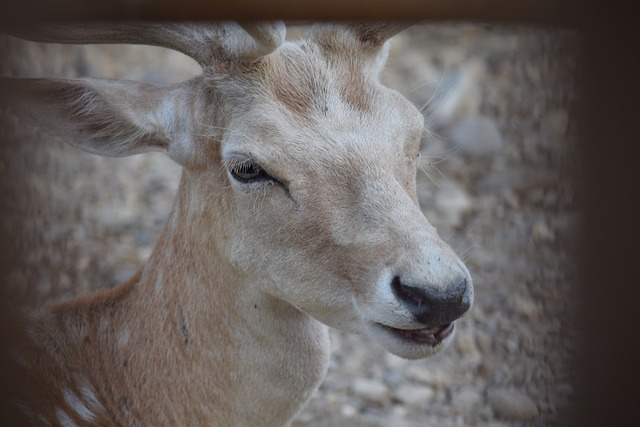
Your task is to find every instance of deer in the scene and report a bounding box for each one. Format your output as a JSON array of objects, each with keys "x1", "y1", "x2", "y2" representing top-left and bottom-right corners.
[{"x1": 0, "y1": 21, "x2": 473, "y2": 426}]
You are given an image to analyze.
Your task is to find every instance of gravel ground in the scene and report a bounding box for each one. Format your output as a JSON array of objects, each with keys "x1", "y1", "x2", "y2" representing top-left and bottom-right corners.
[{"x1": 1, "y1": 24, "x2": 583, "y2": 426}]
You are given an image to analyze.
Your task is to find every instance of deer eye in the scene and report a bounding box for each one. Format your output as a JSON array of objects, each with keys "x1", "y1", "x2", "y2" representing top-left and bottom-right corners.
[{"x1": 228, "y1": 158, "x2": 272, "y2": 184}]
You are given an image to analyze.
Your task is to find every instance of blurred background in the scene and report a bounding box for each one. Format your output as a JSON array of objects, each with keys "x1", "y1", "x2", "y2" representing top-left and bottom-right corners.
[{"x1": 0, "y1": 23, "x2": 582, "y2": 426}]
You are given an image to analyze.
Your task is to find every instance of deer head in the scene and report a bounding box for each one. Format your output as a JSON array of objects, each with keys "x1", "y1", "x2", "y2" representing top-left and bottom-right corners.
[{"x1": 2, "y1": 22, "x2": 473, "y2": 363}]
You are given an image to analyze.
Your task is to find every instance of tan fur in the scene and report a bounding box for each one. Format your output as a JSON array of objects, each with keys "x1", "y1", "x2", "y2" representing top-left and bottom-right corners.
[{"x1": 3, "y1": 23, "x2": 473, "y2": 426}]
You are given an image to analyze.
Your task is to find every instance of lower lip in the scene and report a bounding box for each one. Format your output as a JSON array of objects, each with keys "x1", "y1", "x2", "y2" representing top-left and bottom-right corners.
[{"x1": 381, "y1": 322, "x2": 454, "y2": 346}]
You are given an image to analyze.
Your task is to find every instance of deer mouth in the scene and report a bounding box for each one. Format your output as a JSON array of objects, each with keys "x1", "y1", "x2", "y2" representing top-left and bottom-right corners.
[{"x1": 377, "y1": 322, "x2": 454, "y2": 346}]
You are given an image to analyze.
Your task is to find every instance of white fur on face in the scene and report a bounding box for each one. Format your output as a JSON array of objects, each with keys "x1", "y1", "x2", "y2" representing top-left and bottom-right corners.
[{"x1": 217, "y1": 53, "x2": 472, "y2": 359}]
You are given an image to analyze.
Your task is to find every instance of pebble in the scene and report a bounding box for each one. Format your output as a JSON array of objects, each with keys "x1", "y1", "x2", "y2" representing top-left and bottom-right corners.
[
  {"x1": 477, "y1": 355, "x2": 497, "y2": 379},
  {"x1": 556, "y1": 382, "x2": 574, "y2": 397},
  {"x1": 393, "y1": 384, "x2": 436, "y2": 405},
  {"x1": 136, "y1": 245, "x2": 153, "y2": 261},
  {"x1": 351, "y1": 378, "x2": 389, "y2": 403},
  {"x1": 386, "y1": 406, "x2": 413, "y2": 427},
  {"x1": 340, "y1": 404, "x2": 358, "y2": 418},
  {"x1": 405, "y1": 365, "x2": 454, "y2": 388},
  {"x1": 454, "y1": 387, "x2": 484, "y2": 413},
  {"x1": 451, "y1": 387, "x2": 483, "y2": 421},
  {"x1": 386, "y1": 353, "x2": 410, "y2": 370},
  {"x1": 435, "y1": 181, "x2": 473, "y2": 227},
  {"x1": 542, "y1": 108, "x2": 569, "y2": 137},
  {"x1": 510, "y1": 293, "x2": 539, "y2": 319},
  {"x1": 448, "y1": 115, "x2": 504, "y2": 159},
  {"x1": 455, "y1": 326, "x2": 482, "y2": 367},
  {"x1": 475, "y1": 329, "x2": 492, "y2": 354},
  {"x1": 531, "y1": 219, "x2": 555, "y2": 242},
  {"x1": 487, "y1": 388, "x2": 539, "y2": 420},
  {"x1": 505, "y1": 337, "x2": 520, "y2": 354},
  {"x1": 456, "y1": 330, "x2": 475, "y2": 355},
  {"x1": 502, "y1": 189, "x2": 520, "y2": 210}
]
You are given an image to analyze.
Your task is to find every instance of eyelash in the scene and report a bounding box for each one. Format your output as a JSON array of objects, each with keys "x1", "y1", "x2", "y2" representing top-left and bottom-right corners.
[{"x1": 227, "y1": 158, "x2": 276, "y2": 185}]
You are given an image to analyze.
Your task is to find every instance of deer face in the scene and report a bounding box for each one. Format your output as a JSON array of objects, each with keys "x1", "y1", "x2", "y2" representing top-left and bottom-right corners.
[
  {"x1": 216, "y1": 38, "x2": 473, "y2": 359},
  {"x1": 3, "y1": 23, "x2": 473, "y2": 361}
]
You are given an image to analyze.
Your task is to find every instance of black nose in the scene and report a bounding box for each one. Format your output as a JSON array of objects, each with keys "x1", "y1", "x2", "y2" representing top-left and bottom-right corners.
[{"x1": 391, "y1": 276, "x2": 471, "y2": 326}]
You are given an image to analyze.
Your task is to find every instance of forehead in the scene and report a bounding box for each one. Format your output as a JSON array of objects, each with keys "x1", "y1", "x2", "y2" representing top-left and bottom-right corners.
[
  {"x1": 226, "y1": 95, "x2": 423, "y2": 171},
  {"x1": 263, "y1": 40, "x2": 376, "y2": 116},
  {"x1": 223, "y1": 40, "x2": 424, "y2": 165}
]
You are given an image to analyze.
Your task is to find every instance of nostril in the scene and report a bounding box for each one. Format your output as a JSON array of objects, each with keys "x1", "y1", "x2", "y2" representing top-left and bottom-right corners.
[
  {"x1": 391, "y1": 276, "x2": 470, "y2": 326},
  {"x1": 392, "y1": 276, "x2": 428, "y2": 308}
]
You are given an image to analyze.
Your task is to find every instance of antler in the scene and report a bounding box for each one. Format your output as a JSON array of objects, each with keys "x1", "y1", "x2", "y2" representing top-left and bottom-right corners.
[
  {"x1": 348, "y1": 22, "x2": 412, "y2": 47},
  {"x1": 8, "y1": 21, "x2": 286, "y2": 72},
  {"x1": 305, "y1": 21, "x2": 413, "y2": 59}
]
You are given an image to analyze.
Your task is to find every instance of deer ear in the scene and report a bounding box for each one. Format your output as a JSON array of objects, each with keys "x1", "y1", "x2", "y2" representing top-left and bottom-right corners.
[{"x1": 1, "y1": 77, "x2": 189, "y2": 159}]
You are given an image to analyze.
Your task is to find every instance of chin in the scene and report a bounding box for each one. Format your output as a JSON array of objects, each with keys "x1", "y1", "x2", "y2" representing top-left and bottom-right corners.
[{"x1": 366, "y1": 320, "x2": 457, "y2": 360}]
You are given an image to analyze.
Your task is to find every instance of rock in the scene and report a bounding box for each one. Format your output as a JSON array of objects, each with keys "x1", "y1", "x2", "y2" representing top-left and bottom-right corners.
[
  {"x1": 550, "y1": 382, "x2": 575, "y2": 408},
  {"x1": 531, "y1": 219, "x2": 555, "y2": 242},
  {"x1": 502, "y1": 189, "x2": 520, "y2": 210},
  {"x1": 456, "y1": 330, "x2": 475, "y2": 354},
  {"x1": 454, "y1": 387, "x2": 484, "y2": 420},
  {"x1": 510, "y1": 293, "x2": 539, "y2": 319},
  {"x1": 385, "y1": 353, "x2": 410, "y2": 370},
  {"x1": 386, "y1": 406, "x2": 412, "y2": 427},
  {"x1": 340, "y1": 404, "x2": 358, "y2": 418},
  {"x1": 405, "y1": 365, "x2": 454, "y2": 388},
  {"x1": 351, "y1": 378, "x2": 389, "y2": 403},
  {"x1": 556, "y1": 382, "x2": 574, "y2": 397},
  {"x1": 456, "y1": 325, "x2": 480, "y2": 356},
  {"x1": 393, "y1": 384, "x2": 436, "y2": 405},
  {"x1": 477, "y1": 355, "x2": 497, "y2": 379},
  {"x1": 475, "y1": 328, "x2": 492, "y2": 354},
  {"x1": 136, "y1": 245, "x2": 153, "y2": 262},
  {"x1": 505, "y1": 337, "x2": 520, "y2": 354},
  {"x1": 526, "y1": 187, "x2": 546, "y2": 205},
  {"x1": 293, "y1": 410, "x2": 315, "y2": 424},
  {"x1": 455, "y1": 324, "x2": 482, "y2": 369},
  {"x1": 542, "y1": 108, "x2": 569, "y2": 138},
  {"x1": 487, "y1": 388, "x2": 539, "y2": 420},
  {"x1": 456, "y1": 386, "x2": 484, "y2": 407},
  {"x1": 448, "y1": 115, "x2": 504, "y2": 159},
  {"x1": 435, "y1": 181, "x2": 473, "y2": 228}
]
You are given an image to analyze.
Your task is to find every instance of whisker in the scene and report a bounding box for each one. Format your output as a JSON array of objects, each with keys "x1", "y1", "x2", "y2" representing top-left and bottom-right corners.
[
  {"x1": 417, "y1": 161, "x2": 443, "y2": 190},
  {"x1": 419, "y1": 68, "x2": 451, "y2": 116},
  {"x1": 408, "y1": 78, "x2": 440, "y2": 94},
  {"x1": 444, "y1": 229, "x2": 455, "y2": 244}
]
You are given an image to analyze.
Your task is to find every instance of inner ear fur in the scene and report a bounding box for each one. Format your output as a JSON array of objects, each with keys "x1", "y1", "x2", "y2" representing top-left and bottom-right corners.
[{"x1": 0, "y1": 77, "x2": 182, "y2": 158}]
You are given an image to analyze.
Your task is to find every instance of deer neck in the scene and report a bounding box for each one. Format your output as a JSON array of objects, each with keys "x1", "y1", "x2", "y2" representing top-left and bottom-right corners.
[{"x1": 125, "y1": 170, "x2": 331, "y2": 424}]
